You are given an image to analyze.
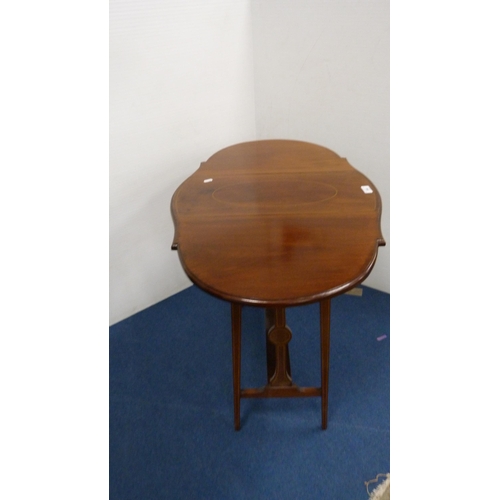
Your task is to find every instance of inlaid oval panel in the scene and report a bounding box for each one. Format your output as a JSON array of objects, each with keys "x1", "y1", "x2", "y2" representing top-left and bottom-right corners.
[
  {"x1": 171, "y1": 140, "x2": 385, "y2": 305},
  {"x1": 213, "y1": 180, "x2": 337, "y2": 206}
]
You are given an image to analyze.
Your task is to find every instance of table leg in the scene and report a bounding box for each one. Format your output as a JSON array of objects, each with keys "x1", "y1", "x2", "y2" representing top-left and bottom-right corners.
[
  {"x1": 320, "y1": 298, "x2": 331, "y2": 430},
  {"x1": 231, "y1": 303, "x2": 242, "y2": 431},
  {"x1": 234, "y1": 303, "x2": 329, "y2": 430}
]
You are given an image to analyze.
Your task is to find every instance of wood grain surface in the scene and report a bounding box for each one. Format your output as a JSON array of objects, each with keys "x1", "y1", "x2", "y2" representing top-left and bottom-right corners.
[{"x1": 171, "y1": 140, "x2": 385, "y2": 306}]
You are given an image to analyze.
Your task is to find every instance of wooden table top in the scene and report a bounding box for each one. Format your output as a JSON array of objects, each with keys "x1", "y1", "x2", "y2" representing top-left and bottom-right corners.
[{"x1": 171, "y1": 140, "x2": 385, "y2": 306}]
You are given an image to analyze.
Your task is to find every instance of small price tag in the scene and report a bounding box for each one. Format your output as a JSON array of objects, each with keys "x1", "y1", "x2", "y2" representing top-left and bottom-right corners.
[
  {"x1": 203, "y1": 178, "x2": 213, "y2": 183},
  {"x1": 361, "y1": 185, "x2": 373, "y2": 194}
]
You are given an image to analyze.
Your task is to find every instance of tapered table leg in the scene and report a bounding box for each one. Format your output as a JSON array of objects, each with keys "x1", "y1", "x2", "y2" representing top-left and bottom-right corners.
[
  {"x1": 320, "y1": 298, "x2": 331, "y2": 429},
  {"x1": 233, "y1": 302, "x2": 330, "y2": 430},
  {"x1": 231, "y1": 303, "x2": 242, "y2": 431}
]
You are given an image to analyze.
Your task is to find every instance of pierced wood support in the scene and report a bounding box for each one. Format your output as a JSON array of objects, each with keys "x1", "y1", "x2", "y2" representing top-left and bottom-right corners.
[
  {"x1": 231, "y1": 302, "x2": 332, "y2": 430},
  {"x1": 265, "y1": 308, "x2": 293, "y2": 387}
]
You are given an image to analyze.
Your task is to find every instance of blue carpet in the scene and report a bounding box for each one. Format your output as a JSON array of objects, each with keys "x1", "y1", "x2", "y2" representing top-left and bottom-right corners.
[{"x1": 110, "y1": 285, "x2": 389, "y2": 500}]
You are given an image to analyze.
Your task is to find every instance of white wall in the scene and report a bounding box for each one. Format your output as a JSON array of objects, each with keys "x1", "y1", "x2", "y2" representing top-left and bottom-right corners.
[
  {"x1": 251, "y1": 0, "x2": 390, "y2": 293},
  {"x1": 110, "y1": 0, "x2": 389, "y2": 325},
  {"x1": 110, "y1": 0, "x2": 257, "y2": 324}
]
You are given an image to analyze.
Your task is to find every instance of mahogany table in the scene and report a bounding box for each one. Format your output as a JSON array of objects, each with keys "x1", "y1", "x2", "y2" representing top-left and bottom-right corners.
[{"x1": 171, "y1": 140, "x2": 385, "y2": 430}]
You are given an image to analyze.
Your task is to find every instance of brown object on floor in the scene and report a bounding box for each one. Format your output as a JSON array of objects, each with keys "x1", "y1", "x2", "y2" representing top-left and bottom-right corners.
[{"x1": 171, "y1": 140, "x2": 385, "y2": 430}]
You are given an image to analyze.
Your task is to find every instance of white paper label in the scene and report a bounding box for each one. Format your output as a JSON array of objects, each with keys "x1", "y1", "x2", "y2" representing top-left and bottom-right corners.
[
  {"x1": 361, "y1": 185, "x2": 373, "y2": 194},
  {"x1": 203, "y1": 178, "x2": 213, "y2": 183}
]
